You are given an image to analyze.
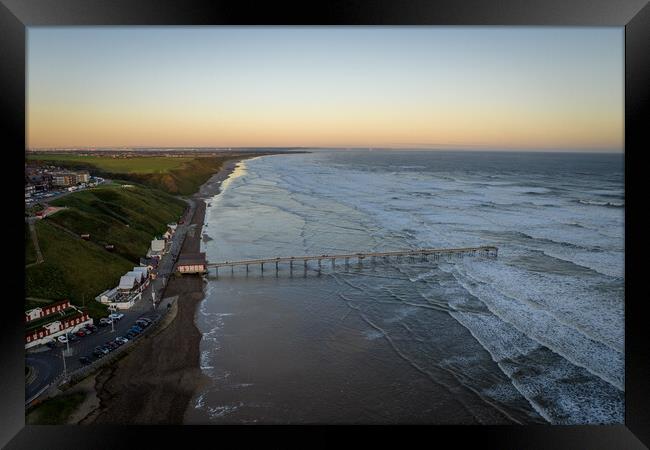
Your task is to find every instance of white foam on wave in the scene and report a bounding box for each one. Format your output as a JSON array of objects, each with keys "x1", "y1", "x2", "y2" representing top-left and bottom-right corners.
[{"x1": 440, "y1": 262, "x2": 623, "y2": 390}]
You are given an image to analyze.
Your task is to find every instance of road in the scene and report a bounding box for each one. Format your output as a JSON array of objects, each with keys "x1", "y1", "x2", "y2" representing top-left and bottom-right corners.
[
  {"x1": 26, "y1": 178, "x2": 110, "y2": 209},
  {"x1": 25, "y1": 198, "x2": 196, "y2": 403}
]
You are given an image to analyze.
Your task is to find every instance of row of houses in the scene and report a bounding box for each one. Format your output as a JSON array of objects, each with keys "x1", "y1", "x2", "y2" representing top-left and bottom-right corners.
[
  {"x1": 25, "y1": 299, "x2": 71, "y2": 323},
  {"x1": 25, "y1": 302, "x2": 92, "y2": 349},
  {"x1": 25, "y1": 166, "x2": 91, "y2": 195}
]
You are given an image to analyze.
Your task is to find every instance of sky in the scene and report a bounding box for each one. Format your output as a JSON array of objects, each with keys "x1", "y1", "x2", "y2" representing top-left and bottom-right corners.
[{"x1": 27, "y1": 27, "x2": 624, "y2": 151}]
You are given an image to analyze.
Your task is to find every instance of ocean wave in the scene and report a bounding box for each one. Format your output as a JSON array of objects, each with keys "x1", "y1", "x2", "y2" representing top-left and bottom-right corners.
[{"x1": 576, "y1": 199, "x2": 624, "y2": 207}]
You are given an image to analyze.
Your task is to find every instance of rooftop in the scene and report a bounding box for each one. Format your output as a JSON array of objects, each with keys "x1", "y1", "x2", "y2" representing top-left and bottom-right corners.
[{"x1": 178, "y1": 252, "x2": 207, "y2": 266}]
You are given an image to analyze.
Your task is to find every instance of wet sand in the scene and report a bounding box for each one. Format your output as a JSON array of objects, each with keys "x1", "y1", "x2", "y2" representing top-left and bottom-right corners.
[{"x1": 84, "y1": 157, "x2": 253, "y2": 424}]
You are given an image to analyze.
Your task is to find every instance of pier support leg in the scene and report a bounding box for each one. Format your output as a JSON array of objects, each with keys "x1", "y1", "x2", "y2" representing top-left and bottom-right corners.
[
  {"x1": 261, "y1": 263, "x2": 264, "y2": 273},
  {"x1": 331, "y1": 258, "x2": 335, "y2": 269}
]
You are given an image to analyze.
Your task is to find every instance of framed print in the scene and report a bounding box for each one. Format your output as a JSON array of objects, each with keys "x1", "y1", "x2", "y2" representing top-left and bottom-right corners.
[{"x1": 1, "y1": 0, "x2": 648, "y2": 448}]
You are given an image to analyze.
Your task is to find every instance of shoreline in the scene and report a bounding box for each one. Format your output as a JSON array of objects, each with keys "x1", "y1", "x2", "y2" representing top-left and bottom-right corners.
[{"x1": 81, "y1": 155, "x2": 261, "y2": 424}]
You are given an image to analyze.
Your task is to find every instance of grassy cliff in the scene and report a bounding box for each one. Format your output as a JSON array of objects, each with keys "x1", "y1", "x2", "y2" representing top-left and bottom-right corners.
[{"x1": 25, "y1": 182, "x2": 186, "y2": 320}]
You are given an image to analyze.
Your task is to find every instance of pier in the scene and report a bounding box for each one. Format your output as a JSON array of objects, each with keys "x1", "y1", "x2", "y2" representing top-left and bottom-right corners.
[{"x1": 205, "y1": 246, "x2": 498, "y2": 276}]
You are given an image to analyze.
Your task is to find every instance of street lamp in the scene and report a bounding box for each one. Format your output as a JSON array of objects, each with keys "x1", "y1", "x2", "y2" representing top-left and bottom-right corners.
[{"x1": 61, "y1": 348, "x2": 67, "y2": 381}]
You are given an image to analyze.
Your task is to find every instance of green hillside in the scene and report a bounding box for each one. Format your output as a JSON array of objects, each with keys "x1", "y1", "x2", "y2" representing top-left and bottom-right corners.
[
  {"x1": 25, "y1": 182, "x2": 187, "y2": 320},
  {"x1": 25, "y1": 225, "x2": 37, "y2": 265},
  {"x1": 48, "y1": 183, "x2": 186, "y2": 262},
  {"x1": 25, "y1": 220, "x2": 130, "y2": 319}
]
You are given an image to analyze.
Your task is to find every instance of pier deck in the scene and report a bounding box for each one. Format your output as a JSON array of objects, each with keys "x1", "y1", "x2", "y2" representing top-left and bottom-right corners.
[{"x1": 204, "y1": 246, "x2": 498, "y2": 275}]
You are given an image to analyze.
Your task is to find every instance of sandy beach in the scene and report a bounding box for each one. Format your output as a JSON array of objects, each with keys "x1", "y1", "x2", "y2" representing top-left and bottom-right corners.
[{"x1": 81, "y1": 157, "x2": 250, "y2": 424}]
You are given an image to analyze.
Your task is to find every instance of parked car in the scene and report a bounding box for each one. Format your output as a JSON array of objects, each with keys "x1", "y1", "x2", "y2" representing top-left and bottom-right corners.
[
  {"x1": 115, "y1": 336, "x2": 129, "y2": 344},
  {"x1": 106, "y1": 342, "x2": 118, "y2": 351},
  {"x1": 57, "y1": 335, "x2": 68, "y2": 343},
  {"x1": 79, "y1": 356, "x2": 91, "y2": 365},
  {"x1": 99, "y1": 317, "x2": 113, "y2": 325},
  {"x1": 135, "y1": 320, "x2": 149, "y2": 328},
  {"x1": 125, "y1": 332, "x2": 136, "y2": 339},
  {"x1": 128, "y1": 328, "x2": 140, "y2": 335},
  {"x1": 82, "y1": 327, "x2": 93, "y2": 334},
  {"x1": 97, "y1": 321, "x2": 109, "y2": 327},
  {"x1": 68, "y1": 334, "x2": 79, "y2": 342},
  {"x1": 46, "y1": 341, "x2": 57, "y2": 349},
  {"x1": 75, "y1": 330, "x2": 86, "y2": 337},
  {"x1": 131, "y1": 326, "x2": 143, "y2": 333},
  {"x1": 87, "y1": 324, "x2": 98, "y2": 332},
  {"x1": 94, "y1": 346, "x2": 108, "y2": 357},
  {"x1": 109, "y1": 313, "x2": 125, "y2": 321}
]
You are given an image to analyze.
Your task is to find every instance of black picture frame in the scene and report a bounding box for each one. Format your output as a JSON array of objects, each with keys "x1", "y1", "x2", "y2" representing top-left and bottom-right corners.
[{"x1": 1, "y1": 0, "x2": 648, "y2": 447}]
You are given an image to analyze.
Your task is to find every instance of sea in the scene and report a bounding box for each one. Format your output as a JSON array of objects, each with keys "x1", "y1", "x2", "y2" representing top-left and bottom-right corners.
[{"x1": 185, "y1": 149, "x2": 624, "y2": 425}]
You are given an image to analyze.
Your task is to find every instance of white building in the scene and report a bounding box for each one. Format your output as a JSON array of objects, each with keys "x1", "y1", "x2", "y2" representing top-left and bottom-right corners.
[
  {"x1": 25, "y1": 312, "x2": 93, "y2": 349},
  {"x1": 118, "y1": 275, "x2": 137, "y2": 293},
  {"x1": 95, "y1": 287, "x2": 118, "y2": 304},
  {"x1": 132, "y1": 266, "x2": 149, "y2": 279},
  {"x1": 147, "y1": 239, "x2": 166, "y2": 258}
]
